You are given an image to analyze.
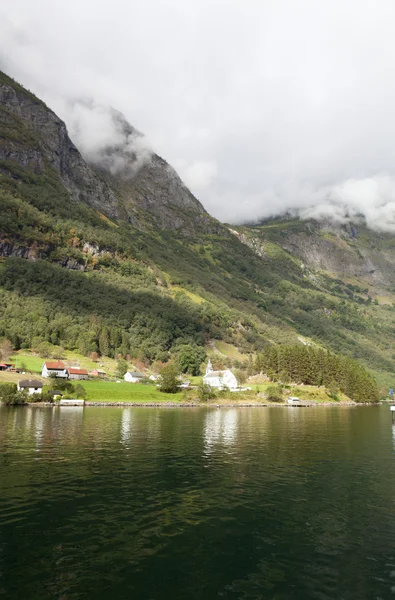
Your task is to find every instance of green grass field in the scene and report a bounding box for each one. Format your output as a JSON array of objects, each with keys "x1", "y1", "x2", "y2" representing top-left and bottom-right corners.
[
  {"x1": 10, "y1": 354, "x2": 43, "y2": 372},
  {"x1": 81, "y1": 380, "x2": 344, "y2": 404},
  {"x1": 10, "y1": 351, "x2": 119, "y2": 375},
  {"x1": 82, "y1": 380, "x2": 184, "y2": 402},
  {"x1": 189, "y1": 375, "x2": 203, "y2": 385}
]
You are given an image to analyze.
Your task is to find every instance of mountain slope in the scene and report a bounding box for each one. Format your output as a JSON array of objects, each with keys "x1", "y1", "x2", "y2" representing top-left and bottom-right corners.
[
  {"x1": 0, "y1": 70, "x2": 394, "y2": 388},
  {"x1": 234, "y1": 217, "x2": 395, "y2": 384}
]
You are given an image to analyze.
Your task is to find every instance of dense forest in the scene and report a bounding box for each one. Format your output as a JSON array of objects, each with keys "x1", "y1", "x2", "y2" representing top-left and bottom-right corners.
[{"x1": 255, "y1": 345, "x2": 379, "y2": 402}]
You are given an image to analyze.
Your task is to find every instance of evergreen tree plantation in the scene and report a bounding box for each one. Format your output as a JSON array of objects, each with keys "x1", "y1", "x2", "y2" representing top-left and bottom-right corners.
[{"x1": 255, "y1": 346, "x2": 379, "y2": 402}]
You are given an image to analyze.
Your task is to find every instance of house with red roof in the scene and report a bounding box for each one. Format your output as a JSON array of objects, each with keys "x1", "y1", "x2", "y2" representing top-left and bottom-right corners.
[
  {"x1": 67, "y1": 368, "x2": 88, "y2": 380},
  {"x1": 41, "y1": 361, "x2": 68, "y2": 378}
]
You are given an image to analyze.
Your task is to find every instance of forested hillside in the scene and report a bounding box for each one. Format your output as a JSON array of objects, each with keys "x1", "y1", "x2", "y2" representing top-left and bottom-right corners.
[{"x1": 0, "y1": 69, "x2": 394, "y2": 389}]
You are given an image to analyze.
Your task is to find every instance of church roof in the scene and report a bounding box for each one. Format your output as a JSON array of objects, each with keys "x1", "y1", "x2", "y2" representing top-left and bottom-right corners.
[{"x1": 205, "y1": 370, "x2": 234, "y2": 378}]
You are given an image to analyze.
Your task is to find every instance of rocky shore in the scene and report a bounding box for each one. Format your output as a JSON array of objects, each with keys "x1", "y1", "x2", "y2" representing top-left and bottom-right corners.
[{"x1": 20, "y1": 400, "x2": 379, "y2": 408}]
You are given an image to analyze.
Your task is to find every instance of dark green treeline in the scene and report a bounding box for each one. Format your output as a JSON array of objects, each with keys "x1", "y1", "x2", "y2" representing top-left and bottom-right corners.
[{"x1": 255, "y1": 345, "x2": 379, "y2": 402}]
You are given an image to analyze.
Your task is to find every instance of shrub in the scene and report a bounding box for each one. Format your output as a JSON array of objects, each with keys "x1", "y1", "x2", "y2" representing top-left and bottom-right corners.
[
  {"x1": 159, "y1": 364, "x2": 180, "y2": 394},
  {"x1": 0, "y1": 383, "x2": 27, "y2": 405},
  {"x1": 74, "y1": 383, "x2": 86, "y2": 399},
  {"x1": 28, "y1": 392, "x2": 50, "y2": 403},
  {"x1": 197, "y1": 383, "x2": 217, "y2": 402},
  {"x1": 265, "y1": 384, "x2": 284, "y2": 402}
]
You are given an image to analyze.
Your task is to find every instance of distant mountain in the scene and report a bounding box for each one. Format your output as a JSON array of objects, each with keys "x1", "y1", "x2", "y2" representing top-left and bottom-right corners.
[
  {"x1": 236, "y1": 217, "x2": 395, "y2": 289},
  {"x1": 1, "y1": 69, "x2": 395, "y2": 388}
]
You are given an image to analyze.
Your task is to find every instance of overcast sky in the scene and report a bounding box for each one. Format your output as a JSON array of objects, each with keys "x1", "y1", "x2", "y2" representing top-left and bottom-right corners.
[{"x1": 2, "y1": 0, "x2": 395, "y2": 228}]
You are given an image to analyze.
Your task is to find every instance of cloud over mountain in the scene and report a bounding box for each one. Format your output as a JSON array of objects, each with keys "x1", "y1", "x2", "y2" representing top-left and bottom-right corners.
[{"x1": 2, "y1": 0, "x2": 395, "y2": 229}]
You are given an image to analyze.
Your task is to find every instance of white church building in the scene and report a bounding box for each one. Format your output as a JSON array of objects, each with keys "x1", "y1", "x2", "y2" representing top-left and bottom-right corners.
[{"x1": 203, "y1": 359, "x2": 238, "y2": 390}]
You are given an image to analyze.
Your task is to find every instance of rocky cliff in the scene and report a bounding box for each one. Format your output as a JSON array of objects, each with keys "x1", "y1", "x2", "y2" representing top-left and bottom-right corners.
[
  {"x1": 0, "y1": 70, "x2": 212, "y2": 231},
  {"x1": 0, "y1": 71, "x2": 120, "y2": 219},
  {"x1": 237, "y1": 217, "x2": 395, "y2": 292}
]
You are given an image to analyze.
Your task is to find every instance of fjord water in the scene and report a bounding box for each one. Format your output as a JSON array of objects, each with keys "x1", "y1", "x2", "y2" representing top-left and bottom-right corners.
[{"x1": 1, "y1": 406, "x2": 395, "y2": 599}]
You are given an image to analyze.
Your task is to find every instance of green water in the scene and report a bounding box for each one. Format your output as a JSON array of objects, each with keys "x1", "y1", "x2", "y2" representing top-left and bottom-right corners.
[{"x1": 1, "y1": 405, "x2": 395, "y2": 599}]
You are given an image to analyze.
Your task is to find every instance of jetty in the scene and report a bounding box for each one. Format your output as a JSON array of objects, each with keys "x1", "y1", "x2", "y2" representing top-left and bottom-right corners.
[{"x1": 59, "y1": 399, "x2": 85, "y2": 406}]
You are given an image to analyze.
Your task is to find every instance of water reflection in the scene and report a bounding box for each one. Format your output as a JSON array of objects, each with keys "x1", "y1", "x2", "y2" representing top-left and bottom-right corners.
[
  {"x1": 204, "y1": 408, "x2": 239, "y2": 453},
  {"x1": 120, "y1": 409, "x2": 133, "y2": 446},
  {"x1": 33, "y1": 409, "x2": 46, "y2": 447}
]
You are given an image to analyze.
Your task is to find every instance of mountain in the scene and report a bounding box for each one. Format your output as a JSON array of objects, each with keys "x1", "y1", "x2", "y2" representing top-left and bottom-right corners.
[
  {"x1": 0, "y1": 70, "x2": 213, "y2": 231},
  {"x1": 1, "y1": 69, "x2": 394, "y2": 388}
]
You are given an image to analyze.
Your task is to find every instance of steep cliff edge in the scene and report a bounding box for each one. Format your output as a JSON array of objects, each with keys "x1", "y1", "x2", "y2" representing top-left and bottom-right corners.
[
  {"x1": 0, "y1": 71, "x2": 120, "y2": 219},
  {"x1": 0, "y1": 70, "x2": 213, "y2": 231}
]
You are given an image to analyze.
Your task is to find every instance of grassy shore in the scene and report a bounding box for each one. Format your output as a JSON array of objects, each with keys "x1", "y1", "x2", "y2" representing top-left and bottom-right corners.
[
  {"x1": 82, "y1": 380, "x2": 184, "y2": 402},
  {"x1": 0, "y1": 372, "x2": 352, "y2": 404}
]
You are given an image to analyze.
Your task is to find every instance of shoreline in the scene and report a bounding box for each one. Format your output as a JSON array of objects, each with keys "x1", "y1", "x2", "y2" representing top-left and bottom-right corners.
[{"x1": 12, "y1": 400, "x2": 380, "y2": 408}]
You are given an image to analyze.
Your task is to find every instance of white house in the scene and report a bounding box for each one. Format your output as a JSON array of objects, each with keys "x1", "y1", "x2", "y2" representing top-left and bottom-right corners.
[
  {"x1": 203, "y1": 359, "x2": 238, "y2": 390},
  {"x1": 124, "y1": 371, "x2": 144, "y2": 383},
  {"x1": 41, "y1": 361, "x2": 68, "y2": 378},
  {"x1": 17, "y1": 379, "x2": 43, "y2": 395}
]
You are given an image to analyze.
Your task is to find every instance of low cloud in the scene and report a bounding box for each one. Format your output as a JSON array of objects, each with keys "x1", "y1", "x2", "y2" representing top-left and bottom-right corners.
[
  {"x1": 298, "y1": 176, "x2": 395, "y2": 232},
  {"x1": 3, "y1": 1, "x2": 395, "y2": 229},
  {"x1": 178, "y1": 160, "x2": 217, "y2": 192},
  {"x1": 61, "y1": 100, "x2": 153, "y2": 178}
]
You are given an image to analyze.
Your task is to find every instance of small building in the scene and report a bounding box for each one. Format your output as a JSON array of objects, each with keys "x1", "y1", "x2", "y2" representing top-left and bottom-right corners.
[
  {"x1": 67, "y1": 368, "x2": 89, "y2": 380},
  {"x1": 203, "y1": 359, "x2": 238, "y2": 390},
  {"x1": 89, "y1": 369, "x2": 107, "y2": 377},
  {"x1": 17, "y1": 380, "x2": 43, "y2": 395},
  {"x1": 0, "y1": 363, "x2": 11, "y2": 371},
  {"x1": 149, "y1": 374, "x2": 159, "y2": 381},
  {"x1": 48, "y1": 390, "x2": 64, "y2": 399},
  {"x1": 124, "y1": 371, "x2": 144, "y2": 383},
  {"x1": 42, "y1": 361, "x2": 68, "y2": 378}
]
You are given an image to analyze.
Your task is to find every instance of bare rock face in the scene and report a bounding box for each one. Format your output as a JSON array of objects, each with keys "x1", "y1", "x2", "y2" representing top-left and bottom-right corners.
[
  {"x1": 238, "y1": 217, "x2": 395, "y2": 290},
  {"x1": 0, "y1": 72, "x2": 119, "y2": 219},
  {"x1": 0, "y1": 71, "x2": 213, "y2": 231},
  {"x1": 279, "y1": 220, "x2": 395, "y2": 287}
]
